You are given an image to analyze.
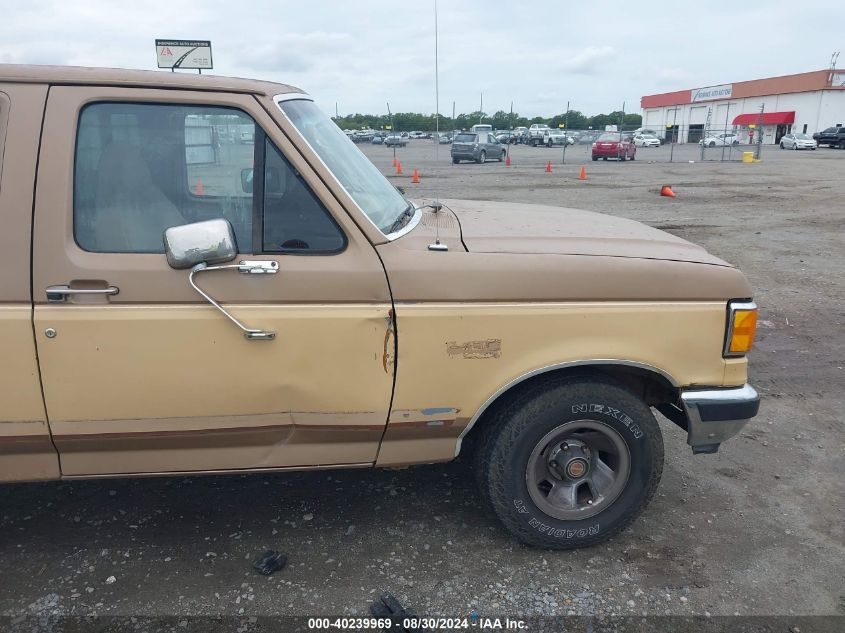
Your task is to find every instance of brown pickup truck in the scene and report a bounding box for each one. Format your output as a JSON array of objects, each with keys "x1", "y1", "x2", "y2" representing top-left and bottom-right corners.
[{"x1": 0, "y1": 65, "x2": 759, "y2": 549}]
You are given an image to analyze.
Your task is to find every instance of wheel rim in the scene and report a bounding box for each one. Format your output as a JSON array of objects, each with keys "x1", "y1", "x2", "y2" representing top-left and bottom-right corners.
[
  {"x1": 480, "y1": 151, "x2": 486, "y2": 163},
  {"x1": 526, "y1": 420, "x2": 630, "y2": 520}
]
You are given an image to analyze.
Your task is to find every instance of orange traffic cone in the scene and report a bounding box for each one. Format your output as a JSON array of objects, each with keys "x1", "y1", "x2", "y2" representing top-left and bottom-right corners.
[
  {"x1": 411, "y1": 169, "x2": 420, "y2": 184},
  {"x1": 579, "y1": 166, "x2": 587, "y2": 180},
  {"x1": 545, "y1": 161, "x2": 552, "y2": 173},
  {"x1": 195, "y1": 178, "x2": 204, "y2": 196},
  {"x1": 396, "y1": 162, "x2": 403, "y2": 175},
  {"x1": 660, "y1": 185, "x2": 676, "y2": 198},
  {"x1": 392, "y1": 157, "x2": 398, "y2": 168},
  {"x1": 505, "y1": 155, "x2": 511, "y2": 167}
]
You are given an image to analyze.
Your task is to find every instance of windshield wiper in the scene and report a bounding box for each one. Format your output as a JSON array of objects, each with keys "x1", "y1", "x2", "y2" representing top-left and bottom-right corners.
[
  {"x1": 386, "y1": 202, "x2": 444, "y2": 235},
  {"x1": 386, "y1": 203, "x2": 415, "y2": 234}
]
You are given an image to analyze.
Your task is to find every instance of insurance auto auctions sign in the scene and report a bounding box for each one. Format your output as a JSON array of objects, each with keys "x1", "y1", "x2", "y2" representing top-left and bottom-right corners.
[
  {"x1": 155, "y1": 40, "x2": 213, "y2": 70},
  {"x1": 691, "y1": 84, "x2": 733, "y2": 102}
]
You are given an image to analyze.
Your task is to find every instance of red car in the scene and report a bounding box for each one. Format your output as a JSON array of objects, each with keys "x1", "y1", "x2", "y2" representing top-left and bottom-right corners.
[{"x1": 592, "y1": 132, "x2": 636, "y2": 161}]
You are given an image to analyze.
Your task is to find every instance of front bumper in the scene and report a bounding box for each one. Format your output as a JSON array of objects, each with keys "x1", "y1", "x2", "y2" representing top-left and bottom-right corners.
[
  {"x1": 592, "y1": 148, "x2": 623, "y2": 157},
  {"x1": 658, "y1": 384, "x2": 760, "y2": 454}
]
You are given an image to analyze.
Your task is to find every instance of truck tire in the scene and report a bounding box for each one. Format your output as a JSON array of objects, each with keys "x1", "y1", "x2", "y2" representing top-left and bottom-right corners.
[
  {"x1": 478, "y1": 150, "x2": 486, "y2": 164},
  {"x1": 452, "y1": 157, "x2": 460, "y2": 164},
  {"x1": 474, "y1": 376, "x2": 664, "y2": 549}
]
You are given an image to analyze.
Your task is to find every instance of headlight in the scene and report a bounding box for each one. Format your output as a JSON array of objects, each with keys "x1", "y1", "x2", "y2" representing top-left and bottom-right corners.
[
  {"x1": 592, "y1": 142, "x2": 597, "y2": 148},
  {"x1": 724, "y1": 301, "x2": 758, "y2": 357}
]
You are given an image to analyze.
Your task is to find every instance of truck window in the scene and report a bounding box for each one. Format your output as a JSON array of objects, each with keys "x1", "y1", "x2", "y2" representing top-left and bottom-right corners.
[
  {"x1": 0, "y1": 92, "x2": 8, "y2": 189},
  {"x1": 262, "y1": 137, "x2": 345, "y2": 253},
  {"x1": 74, "y1": 102, "x2": 256, "y2": 253}
]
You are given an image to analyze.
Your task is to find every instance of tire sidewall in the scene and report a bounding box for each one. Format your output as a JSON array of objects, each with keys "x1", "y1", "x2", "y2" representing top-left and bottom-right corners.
[{"x1": 491, "y1": 383, "x2": 661, "y2": 547}]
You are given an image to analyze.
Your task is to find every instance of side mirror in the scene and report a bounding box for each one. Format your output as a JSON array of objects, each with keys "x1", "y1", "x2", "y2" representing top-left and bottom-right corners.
[
  {"x1": 164, "y1": 219, "x2": 238, "y2": 269},
  {"x1": 164, "y1": 219, "x2": 277, "y2": 341}
]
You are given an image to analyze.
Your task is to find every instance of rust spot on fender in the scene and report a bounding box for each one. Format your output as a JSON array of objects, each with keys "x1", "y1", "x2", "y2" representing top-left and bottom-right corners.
[
  {"x1": 446, "y1": 339, "x2": 501, "y2": 359},
  {"x1": 383, "y1": 308, "x2": 396, "y2": 374}
]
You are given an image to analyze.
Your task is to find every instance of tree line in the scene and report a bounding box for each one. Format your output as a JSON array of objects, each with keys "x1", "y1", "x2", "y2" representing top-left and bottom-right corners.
[{"x1": 333, "y1": 110, "x2": 642, "y2": 131}]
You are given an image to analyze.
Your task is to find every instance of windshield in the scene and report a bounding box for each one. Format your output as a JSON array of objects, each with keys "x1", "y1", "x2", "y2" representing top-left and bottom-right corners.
[
  {"x1": 455, "y1": 133, "x2": 477, "y2": 142},
  {"x1": 277, "y1": 99, "x2": 408, "y2": 234},
  {"x1": 794, "y1": 133, "x2": 811, "y2": 139}
]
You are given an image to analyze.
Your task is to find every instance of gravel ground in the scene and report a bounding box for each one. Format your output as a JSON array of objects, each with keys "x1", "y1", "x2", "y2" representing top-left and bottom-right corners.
[{"x1": 1, "y1": 140, "x2": 843, "y2": 623}]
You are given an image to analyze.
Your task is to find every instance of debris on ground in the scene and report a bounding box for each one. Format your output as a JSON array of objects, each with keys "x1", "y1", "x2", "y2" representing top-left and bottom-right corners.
[
  {"x1": 252, "y1": 550, "x2": 287, "y2": 575},
  {"x1": 369, "y1": 592, "x2": 425, "y2": 631}
]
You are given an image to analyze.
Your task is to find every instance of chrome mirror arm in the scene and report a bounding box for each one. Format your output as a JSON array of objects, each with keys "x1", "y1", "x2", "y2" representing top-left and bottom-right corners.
[{"x1": 189, "y1": 261, "x2": 278, "y2": 340}]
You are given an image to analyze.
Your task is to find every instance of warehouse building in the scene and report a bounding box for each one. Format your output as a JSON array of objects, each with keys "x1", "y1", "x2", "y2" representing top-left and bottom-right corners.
[{"x1": 640, "y1": 69, "x2": 845, "y2": 144}]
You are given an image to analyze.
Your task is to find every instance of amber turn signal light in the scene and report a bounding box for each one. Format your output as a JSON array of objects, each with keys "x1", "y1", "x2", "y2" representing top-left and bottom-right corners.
[{"x1": 724, "y1": 302, "x2": 758, "y2": 357}]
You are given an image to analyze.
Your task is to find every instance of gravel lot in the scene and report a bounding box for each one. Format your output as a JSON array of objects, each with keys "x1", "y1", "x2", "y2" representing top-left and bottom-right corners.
[{"x1": 1, "y1": 140, "x2": 843, "y2": 624}]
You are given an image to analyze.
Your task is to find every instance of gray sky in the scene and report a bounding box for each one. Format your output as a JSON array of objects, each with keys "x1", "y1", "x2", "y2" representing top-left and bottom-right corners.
[{"x1": 1, "y1": 0, "x2": 841, "y2": 117}]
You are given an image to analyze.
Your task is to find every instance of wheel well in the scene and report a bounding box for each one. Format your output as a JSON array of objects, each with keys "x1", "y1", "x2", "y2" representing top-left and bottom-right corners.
[{"x1": 459, "y1": 363, "x2": 678, "y2": 458}]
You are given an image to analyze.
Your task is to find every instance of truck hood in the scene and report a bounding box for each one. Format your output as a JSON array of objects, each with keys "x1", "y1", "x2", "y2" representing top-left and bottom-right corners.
[{"x1": 445, "y1": 199, "x2": 731, "y2": 266}]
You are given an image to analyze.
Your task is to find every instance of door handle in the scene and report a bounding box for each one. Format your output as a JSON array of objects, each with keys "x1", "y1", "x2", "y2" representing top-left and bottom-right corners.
[{"x1": 46, "y1": 285, "x2": 120, "y2": 303}]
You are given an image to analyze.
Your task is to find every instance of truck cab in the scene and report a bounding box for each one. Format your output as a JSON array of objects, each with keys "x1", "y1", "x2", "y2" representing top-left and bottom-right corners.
[{"x1": 0, "y1": 65, "x2": 759, "y2": 550}]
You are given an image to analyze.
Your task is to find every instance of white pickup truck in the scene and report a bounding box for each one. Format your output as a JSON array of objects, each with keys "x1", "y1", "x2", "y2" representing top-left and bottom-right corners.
[{"x1": 527, "y1": 123, "x2": 551, "y2": 147}]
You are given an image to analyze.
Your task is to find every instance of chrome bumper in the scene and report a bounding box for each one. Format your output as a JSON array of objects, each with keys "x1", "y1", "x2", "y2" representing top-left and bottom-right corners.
[{"x1": 658, "y1": 384, "x2": 760, "y2": 454}]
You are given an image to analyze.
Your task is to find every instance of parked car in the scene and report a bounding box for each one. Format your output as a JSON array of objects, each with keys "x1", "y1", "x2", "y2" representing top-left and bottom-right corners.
[
  {"x1": 592, "y1": 132, "x2": 636, "y2": 161},
  {"x1": 512, "y1": 126, "x2": 528, "y2": 143},
  {"x1": 451, "y1": 131, "x2": 506, "y2": 163},
  {"x1": 543, "y1": 130, "x2": 573, "y2": 147},
  {"x1": 812, "y1": 126, "x2": 845, "y2": 148},
  {"x1": 527, "y1": 123, "x2": 551, "y2": 146},
  {"x1": 633, "y1": 133, "x2": 661, "y2": 147},
  {"x1": 371, "y1": 134, "x2": 384, "y2": 145},
  {"x1": 383, "y1": 134, "x2": 408, "y2": 147},
  {"x1": 699, "y1": 133, "x2": 739, "y2": 147},
  {"x1": 437, "y1": 132, "x2": 453, "y2": 144},
  {"x1": 0, "y1": 64, "x2": 760, "y2": 551},
  {"x1": 409, "y1": 131, "x2": 426, "y2": 139},
  {"x1": 633, "y1": 128, "x2": 664, "y2": 144},
  {"x1": 495, "y1": 131, "x2": 514, "y2": 144},
  {"x1": 577, "y1": 130, "x2": 601, "y2": 145},
  {"x1": 240, "y1": 130, "x2": 254, "y2": 144},
  {"x1": 352, "y1": 130, "x2": 374, "y2": 143},
  {"x1": 779, "y1": 133, "x2": 817, "y2": 150}
]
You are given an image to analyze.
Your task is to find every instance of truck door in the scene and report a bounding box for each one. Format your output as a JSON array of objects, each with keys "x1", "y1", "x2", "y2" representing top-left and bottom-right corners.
[
  {"x1": 0, "y1": 83, "x2": 60, "y2": 482},
  {"x1": 32, "y1": 86, "x2": 393, "y2": 476}
]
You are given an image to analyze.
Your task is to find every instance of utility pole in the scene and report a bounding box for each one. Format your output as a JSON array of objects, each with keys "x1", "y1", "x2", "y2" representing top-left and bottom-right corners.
[
  {"x1": 508, "y1": 100, "x2": 514, "y2": 158},
  {"x1": 754, "y1": 103, "x2": 765, "y2": 160},
  {"x1": 669, "y1": 107, "x2": 678, "y2": 163},
  {"x1": 562, "y1": 101, "x2": 570, "y2": 164},
  {"x1": 387, "y1": 101, "x2": 396, "y2": 163}
]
